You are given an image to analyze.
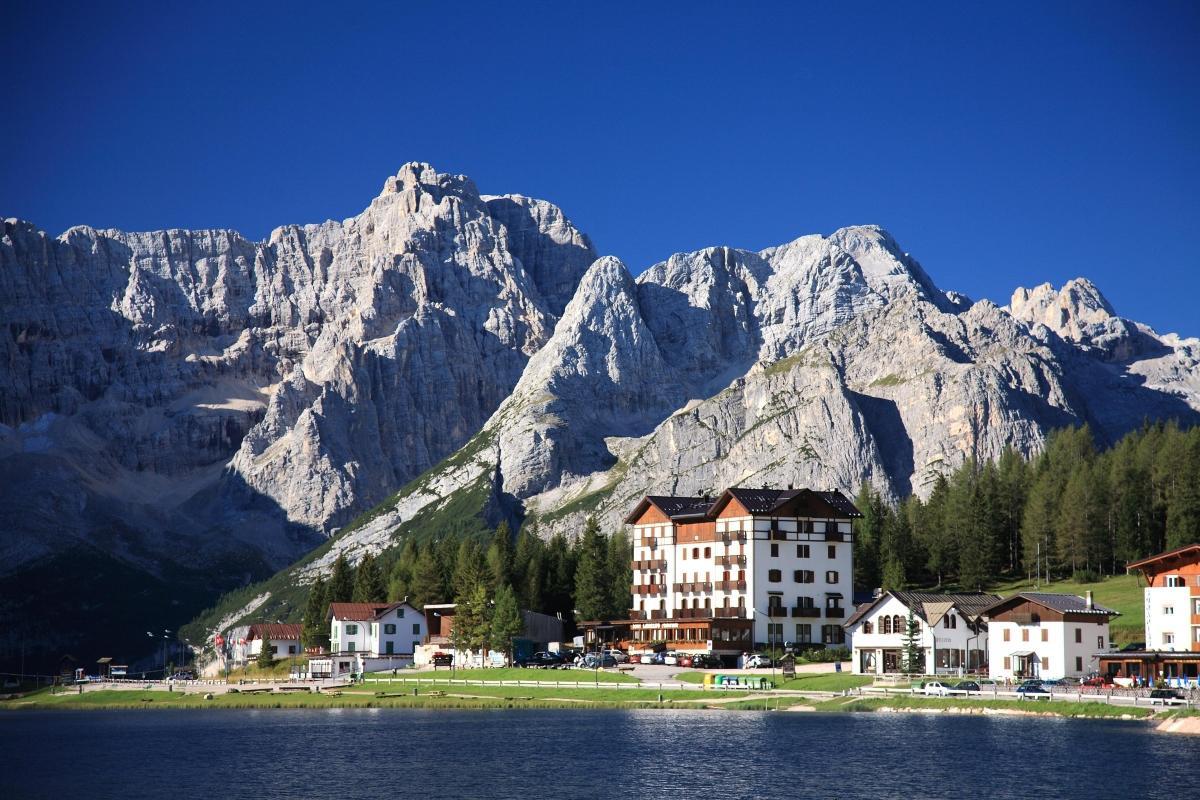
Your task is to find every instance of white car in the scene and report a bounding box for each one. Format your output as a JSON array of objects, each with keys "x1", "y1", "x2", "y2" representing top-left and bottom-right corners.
[
  {"x1": 662, "y1": 651, "x2": 681, "y2": 666},
  {"x1": 745, "y1": 654, "x2": 772, "y2": 669},
  {"x1": 602, "y1": 649, "x2": 628, "y2": 663},
  {"x1": 923, "y1": 681, "x2": 952, "y2": 696}
]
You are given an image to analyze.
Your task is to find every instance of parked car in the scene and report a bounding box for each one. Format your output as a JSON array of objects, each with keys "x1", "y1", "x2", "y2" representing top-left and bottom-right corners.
[
  {"x1": 582, "y1": 653, "x2": 617, "y2": 669},
  {"x1": 976, "y1": 678, "x2": 998, "y2": 689},
  {"x1": 923, "y1": 681, "x2": 953, "y2": 697},
  {"x1": 954, "y1": 681, "x2": 981, "y2": 693},
  {"x1": 662, "y1": 651, "x2": 682, "y2": 666},
  {"x1": 1016, "y1": 681, "x2": 1049, "y2": 699},
  {"x1": 602, "y1": 649, "x2": 628, "y2": 663},
  {"x1": 690, "y1": 653, "x2": 721, "y2": 668},
  {"x1": 627, "y1": 654, "x2": 642, "y2": 664},
  {"x1": 516, "y1": 651, "x2": 562, "y2": 668},
  {"x1": 169, "y1": 670, "x2": 195, "y2": 681},
  {"x1": 1149, "y1": 689, "x2": 1186, "y2": 705},
  {"x1": 745, "y1": 654, "x2": 772, "y2": 669},
  {"x1": 645, "y1": 652, "x2": 666, "y2": 665},
  {"x1": 676, "y1": 654, "x2": 694, "y2": 668},
  {"x1": 1081, "y1": 673, "x2": 1114, "y2": 688}
]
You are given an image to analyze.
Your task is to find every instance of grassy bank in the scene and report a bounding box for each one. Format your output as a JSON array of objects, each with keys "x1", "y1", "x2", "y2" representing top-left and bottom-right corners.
[
  {"x1": 365, "y1": 667, "x2": 638, "y2": 684},
  {"x1": 673, "y1": 671, "x2": 871, "y2": 692},
  {"x1": 820, "y1": 695, "x2": 1155, "y2": 719}
]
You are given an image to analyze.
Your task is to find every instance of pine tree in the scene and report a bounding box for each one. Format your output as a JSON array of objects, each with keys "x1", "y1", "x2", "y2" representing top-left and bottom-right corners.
[
  {"x1": 352, "y1": 552, "x2": 387, "y2": 603},
  {"x1": 301, "y1": 577, "x2": 330, "y2": 650},
  {"x1": 256, "y1": 629, "x2": 275, "y2": 669},
  {"x1": 387, "y1": 538, "x2": 419, "y2": 601},
  {"x1": 486, "y1": 521, "x2": 515, "y2": 595},
  {"x1": 544, "y1": 533, "x2": 576, "y2": 623},
  {"x1": 490, "y1": 583, "x2": 524, "y2": 666},
  {"x1": 451, "y1": 581, "x2": 493, "y2": 666},
  {"x1": 900, "y1": 609, "x2": 922, "y2": 675},
  {"x1": 605, "y1": 530, "x2": 632, "y2": 619},
  {"x1": 879, "y1": 509, "x2": 910, "y2": 590},
  {"x1": 573, "y1": 516, "x2": 610, "y2": 621},
  {"x1": 328, "y1": 552, "x2": 355, "y2": 603},
  {"x1": 452, "y1": 540, "x2": 491, "y2": 599},
  {"x1": 853, "y1": 485, "x2": 884, "y2": 592},
  {"x1": 410, "y1": 546, "x2": 446, "y2": 609},
  {"x1": 514, "y1": 528, "x2": 546, "y2": 612}
]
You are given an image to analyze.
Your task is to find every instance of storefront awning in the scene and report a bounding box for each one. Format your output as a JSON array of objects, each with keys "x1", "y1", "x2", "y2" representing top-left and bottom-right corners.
[{"x1": 1009, "y1": 650, "x2": 1036, "y2": 658}]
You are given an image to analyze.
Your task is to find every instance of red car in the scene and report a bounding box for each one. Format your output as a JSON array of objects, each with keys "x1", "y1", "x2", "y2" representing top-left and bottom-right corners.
[
  {"x1": 627, "y1": 654, "x2": 642, "y2": 664},
  {"x1": 676, "y1": 654, "x2": 694, "y2": 668},
  {"x1": 1081, "y1": 674, "x2": 1114, "y2": 687}
]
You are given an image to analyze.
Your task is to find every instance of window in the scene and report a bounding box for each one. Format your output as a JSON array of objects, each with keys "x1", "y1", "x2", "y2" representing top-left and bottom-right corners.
[
  {"x1": 692, "y1": 547, "x2": 700, "y2": 559},
  {"x1": 822, "y1": 625, "x2": 845, "y2": 644},
  {"x1": 892, "y1": 615, "x2": 904, "y2": 632},
  {"x1": 288, "y1": 645, "x2": 297, "y2": 654},
  {"x1": 1164, "y1": 633, "x2": 1175, "y2": 645},
  {"x1": 1041, "y1": 629, "x2": 1048, "y2": 642},
  {"x1": 1194, "y1": 599, "x2": 1200, "y2": 615},
  {"x1": 1075, "y1": 628, "x2": 1082, "y2": 643},
  {"x1": 797, "y1": 545, "x2": 810, "y2": 558},
  {"x1": 825, "y1": 570, "x2": 839, "y2": 584},
  {"x1": 863, "y1": 621, "x2": 873, "y2": 634},
  {"x1": 797, "y1": 596, "x2": 814, "y2": 608},
  {"x1": 1164, "y1": 606, "x2": 1175, "y2": 616},
  {"x1": 794, "y1": 570, "x2": 814, "y2": 583},
  {"x1": 413, "y1": 623, "x2": 421, "y2": 635},
  {"x1": 347, "y1": 642, "x2": 356, "y2": 653},
  {"x1": 943, "y1": 615, "x2": 956, "y2": 629},
  {"x1": 1022, "y1": 629, "x2": 1029, "y2": 642},
  {"x1": 881, "y1": 616, "x2": 892, "y2": 635},
  {"x1": 346, "y1": 624, "x2": 358, "y2": 635},
  {"x1": 704, "y1": 546, "x2": 711, "y2": 558},
  {"x1": 384, "y1": 623, "x2": 396, "y2": 634},
  {"x1": 1003, "y1": 628, "x2": 1010, "y2": 642},
  {"x1": 827, "y1": 545, "x2": 836, "y2": 559},
  {"x1": 397, "y1": 608, "x2": 404, "y2": 618},
  {"x1": 770, "y1": 543, "x2": 779, "y2": 558},
  {"x1": 796, "y1": 624, "x2": 812, "y2": 643},
  {"x1": 768, "y1": 569, "x2": 782, "y2": 582},
  {"x1": 1075, "y1": 657, "x2": 1083, "y2": 672},
  {"x1": 1166, "y1": 575, "x2": 1184, "y2": 587},
  {"x1": 271, "y1": 645, "x2": 279, "y2": 655},
  {"x1": 767, "y1": 622, "x2": 784, "y2": 639},
  {"x1": 1098, "y1": 636, "x2": 1105, "y2": 649}
]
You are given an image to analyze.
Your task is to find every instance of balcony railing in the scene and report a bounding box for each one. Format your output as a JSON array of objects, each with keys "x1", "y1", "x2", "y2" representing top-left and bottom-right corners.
[
  {"x1": 825, "y1": 607, "x2": 845, "y2": 618},
  {"x1": 714, "y1": 608, "x2": 746, "y2": 619},
  {"x1": 715, "y1": 554, "x2": 747, "y2": 567},
  {"x1": 768, "y1": 528, "x2": 788, "y2": 541},
  {"x1": 675, "y1": 608, "x2": 712, "y2": 619},
  {"x1": 824, "y1": 531, "x2": 845, "y2": 542},
  {"x1": 791, "y1": 607, "x2": 821, "y2": 618},
  {"x1": 674, "y1": 581, "x2": 714, "y2": 593},
  {"x1": 720, "y1": 532, "x2": 747, "y2": 544},
  {"x1": 631, "y1": 559, "x2": 667, "y2": 571},
  {"x1": 767, "y1": 606, "x2": 790, "y2": 618},
  {"x1": 628, "y1": 610, "x2": 646, "y2": 620},
  {"x1": 634, "y1": 584, "x2": 663, "y2": 596},
  {"x1": 715, "y1": 580, "x2": 747, "y2": 592}
]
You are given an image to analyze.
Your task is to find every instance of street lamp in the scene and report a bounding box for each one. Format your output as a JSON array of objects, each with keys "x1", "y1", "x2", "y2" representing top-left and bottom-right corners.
[{"x1": 750, "y1": 608, "x2": 778, "y2": 689}]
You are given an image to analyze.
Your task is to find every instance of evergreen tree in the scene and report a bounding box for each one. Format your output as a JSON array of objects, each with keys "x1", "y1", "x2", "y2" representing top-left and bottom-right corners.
[
  {"x1": 256, "y1": 630, "x2": 275, "y2": 669},
  {"x1": 486, "y1": 521, "x2": 515, "y2": 595},
  {"x1": 514, "y1": 528, "x2": 546, "y2": 612},
  {"x1": 900, "y1": 609, "x2": 922, "y2": 675},
  {"x1": 301, "y1": 577, "x2": 330, "y2": 650},
  {"x1": 450, "y1": 581, "x2": 493, "y2": 666},
  {"x1": 328, "y1": 553, "x2": 355, "y2": 603},
  {"x1": 917, "y1": 475, "x2": 955, "y2": 586},
  {"x1": 605, "y1": 530, "x2": 633, "y2": 619},
  {"x1": 452, "y1": 539, "x2": 491, "y2": 599},
  {"x1": 853, "y1": 485, "x2": 884, "y2": 591},
  {"x1": 352, "y1": 552, "x2": 387, "y2": 603},
  {"x1": 410, "y1": 545, "x2": 447, "y2": 609},
  {"x1": 544, "y1": 533, "x2": 576, "y2": 623},
  {"x1": 490, "y1": 583, "x2": 524, "y2": 665},
  {"x1": 879, "y1": 509, "x2": 910, "y2": 590},
  {"x1": 387, "y1": 538, "x2": 420, "y2": 601},
  {"x1": 573, "y1": 516, "x2": 611, "y2": 621}
]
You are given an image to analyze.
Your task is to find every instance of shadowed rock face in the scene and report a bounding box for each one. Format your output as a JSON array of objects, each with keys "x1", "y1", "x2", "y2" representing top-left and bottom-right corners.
[{"x1": 0, "y1": 163, "x2": 596, "y2": 581}]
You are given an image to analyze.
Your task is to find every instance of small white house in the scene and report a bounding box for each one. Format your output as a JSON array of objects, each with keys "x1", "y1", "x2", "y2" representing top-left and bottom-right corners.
[
  {"x1": 328, "y1": 601, "x2": 425, "y2": 670},
  {"x1": 983, "y1": 592, "x2": 1118, "y2": 681},
  {"x1": 246, "y1": 623, "x2": 303, "y2": 660},
  {"x1": 843, "y1": 590, "x2": 1000, "y2": 675}
]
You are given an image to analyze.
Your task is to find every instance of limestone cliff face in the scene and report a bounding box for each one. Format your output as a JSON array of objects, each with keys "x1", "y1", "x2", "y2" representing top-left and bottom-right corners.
[
  {"x1": 321, "y1": 228, "x2": 1200, "y2": 570},
  {"x1": 0, "y1": 163, "x2": 595, "y2": 575}
]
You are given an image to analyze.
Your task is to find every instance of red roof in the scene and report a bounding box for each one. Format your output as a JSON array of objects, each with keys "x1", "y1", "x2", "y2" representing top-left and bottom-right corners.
[
  {"x1": 247, "y1": 623, "x2": 303, "y2": 641},
  {"x1": 327, "y1": 601, "x2": 407, "y2": 621},
  {"x1": 1127, "y1": 544, "x2": 1200, "y2": 573}
]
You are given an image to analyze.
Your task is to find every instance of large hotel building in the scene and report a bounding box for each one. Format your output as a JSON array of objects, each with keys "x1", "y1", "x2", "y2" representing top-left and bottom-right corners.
[{"x1": 624, "y1": 486, "x2": 861, "y2": 659}]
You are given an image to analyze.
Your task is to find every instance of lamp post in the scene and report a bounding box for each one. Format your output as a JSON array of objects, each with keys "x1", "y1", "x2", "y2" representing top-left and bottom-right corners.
[{"x1": 750, "y1": 608, "x2": 777, "y2": 689}]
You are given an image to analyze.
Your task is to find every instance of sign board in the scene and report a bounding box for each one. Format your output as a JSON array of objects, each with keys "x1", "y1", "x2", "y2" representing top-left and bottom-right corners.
[{"x1": 706, "y1": 639, "x2": 713, "y2": 651}]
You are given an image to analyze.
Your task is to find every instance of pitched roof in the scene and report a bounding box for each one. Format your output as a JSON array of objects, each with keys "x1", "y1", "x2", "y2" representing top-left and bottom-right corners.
[
  {"x1": 981, "y1": 592, "x2": 1119, "y2": 618},
  {"x1": 247, "y1": 623, "x2": 303, "y2": 641},
  {"x1": 624, "y1": 495, "x2": 712, "y2": 523},
  {"x1": 714, "y1": 487, "x2": 863, "y2": 518},
  {"x1": 1127, "y1": 543, "x2": 1200, "y2": 573},
  {"x1": 843, "y1": 590, "x2": 1002, "y2": 628},
  {"x1": 327, "y1": 601, "x2": 410, "y2": 621}
]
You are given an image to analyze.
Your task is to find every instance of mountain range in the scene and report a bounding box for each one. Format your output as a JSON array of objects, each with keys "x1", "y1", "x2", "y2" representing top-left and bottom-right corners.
[{"x1": 2, "y1": 163, "x2": 1198, "y2": 664}]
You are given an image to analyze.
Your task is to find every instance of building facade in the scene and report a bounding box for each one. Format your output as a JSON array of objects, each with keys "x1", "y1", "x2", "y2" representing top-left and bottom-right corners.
[
  {"x1": 626, "y1": 487, "x2": 860, "y2": 658},
  {"x1": 983, "y1": 592, "x2": 1117, "y2": 681},
  {"x1": 843, "y1": 591, "x2": 998, "y2": 675},
  {"x1": 246, "y1": 623, "x2": 303, "y2": 660},
  {"x1": 327, "y1": 601, "x2": 425, "y2": 660},
  {"x1": 1099, "y1": 544, "x2": 1200, "y2": 686}
]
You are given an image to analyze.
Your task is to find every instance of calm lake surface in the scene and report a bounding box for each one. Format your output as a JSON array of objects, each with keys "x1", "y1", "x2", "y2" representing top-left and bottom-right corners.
[{"x1": 3, "y1": 709, "x2": 1198, "y2": 799}]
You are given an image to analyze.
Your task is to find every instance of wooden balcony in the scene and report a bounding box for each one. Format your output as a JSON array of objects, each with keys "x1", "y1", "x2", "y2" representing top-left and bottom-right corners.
[
  {"x1": 767, "y1": 606, "x2": 790, "y2": 618},
  {"x1": 824, "y1": 530, "x2": 845, "y2": 542},
  {"x1": 631, "y1": 559, "x2": 667, "y2": 571},
  {"x1": 673, "y1": 581, "x2": 715, "y2": 593},
  {"x1": 714, "y1": 607, "x2": 746, "y2": 619},
  {"x1": 715, "y1": 554, "x2": 746, "y2": 567},
  {"x1": 675, "y1": 608, "x2": 712, "y2": 619},
  {"x1": 825, "y1": 606, "x2": 845, "y2": 618},
  {"x1": 634, "y1": 584, "x2": 663, "y2": 596},
  {"x1": 768, "y1": 528, "x2": 788, "y2": 541},
  {"x1": 715, "y1": 580, "x2": 747, "y2": 592},
  {"x1": 720, "y1": 532, "x2": 747, "y2": 544},
  {"x1": 628, "y1": 609, "x2": 646, "y2": 620},
  {"x1": 791, "y1": 607, "x2": 821, "y2": 618}
]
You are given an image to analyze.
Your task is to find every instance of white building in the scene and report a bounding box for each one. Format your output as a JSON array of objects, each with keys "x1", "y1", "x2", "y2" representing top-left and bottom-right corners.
[
  {"x1": 625, "y1": 487, "x2": 861, "y2": 658},
  {"x1": 843, "y1": 590, "x2": 999, "y2": 675},
  {"x1": 327, "y1": 601, "x2": 426, "y2": 670},
  {"x1": 983, "y1": 592, "x2": 1118, "y2": 681},
  {"x1": 246, "y1": 623, "x2": 303, "y2": 660}
]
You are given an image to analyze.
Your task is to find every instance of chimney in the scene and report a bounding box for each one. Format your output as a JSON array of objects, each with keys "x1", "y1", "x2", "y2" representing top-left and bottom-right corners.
[{"x1": 1086, "y1": 590, "x2": 1094, "y2": 610}]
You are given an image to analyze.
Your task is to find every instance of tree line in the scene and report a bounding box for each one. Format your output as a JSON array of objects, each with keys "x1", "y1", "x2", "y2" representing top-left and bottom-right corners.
[
  {"x1": 300, "y1": 518, "x2": 632, "y2": 649},
  {"x1": 854, "y1": 420, "x2": 1200, "y2": 592}
]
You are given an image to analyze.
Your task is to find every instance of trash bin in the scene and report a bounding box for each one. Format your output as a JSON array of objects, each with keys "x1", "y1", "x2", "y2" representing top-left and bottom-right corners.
[{"x1": 703, "y1": 673, "x2": 714, "y2": 688}]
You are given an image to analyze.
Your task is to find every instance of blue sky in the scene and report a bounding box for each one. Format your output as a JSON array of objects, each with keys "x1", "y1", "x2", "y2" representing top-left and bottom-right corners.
[{"x1": 3, "y1": 2, "x2": 1198, "y2": 334}]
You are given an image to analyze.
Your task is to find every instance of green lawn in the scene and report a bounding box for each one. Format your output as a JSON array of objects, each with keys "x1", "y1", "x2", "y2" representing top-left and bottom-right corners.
[
  {"x1": 819, "y1": 695, "x2": 1155, "y2": 719},
  {"x1": 989, "y1": 573, "x2": 1144, "y2": 645},
  {"x1": 365, "y1": 667, "x2": 639, "y2": 684},
  {"x1": 775, "y1": 673, "x2": 873, "y2": 692}
]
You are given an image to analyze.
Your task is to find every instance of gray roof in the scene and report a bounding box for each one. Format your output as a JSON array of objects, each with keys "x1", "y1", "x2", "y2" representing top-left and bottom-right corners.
[
  {"x1": 984, "y1": 592, "x2": 1119, "y2": 617},
  {"x1": 844, "y1": 590, "x2": 1002, "y2": 628},
  {"x1": 645, "y1": 495, "x2": 712, "y2": 519}
]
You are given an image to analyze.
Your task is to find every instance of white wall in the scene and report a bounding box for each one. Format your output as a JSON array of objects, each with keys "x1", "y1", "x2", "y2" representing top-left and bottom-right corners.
[
  {"x1": 330, "y1": 604, "x2": 426, "y2": 657},
  {"x1": 988, "y1": 618, "x2": 1112, "y2": 680},
  {"x1": 1145, "y1": 586, "x2": 1191, "y2": 651}
]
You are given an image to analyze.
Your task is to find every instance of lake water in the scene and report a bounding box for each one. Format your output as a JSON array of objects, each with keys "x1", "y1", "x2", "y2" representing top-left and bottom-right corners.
[{"x1": 2, "y1": 709, "x2": 1198, "y2": 799}]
